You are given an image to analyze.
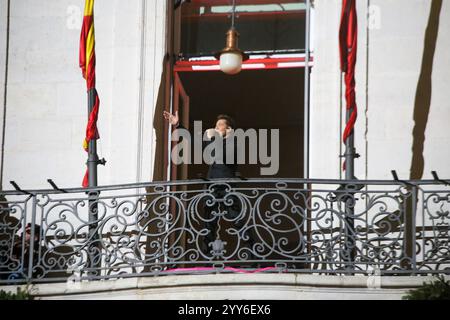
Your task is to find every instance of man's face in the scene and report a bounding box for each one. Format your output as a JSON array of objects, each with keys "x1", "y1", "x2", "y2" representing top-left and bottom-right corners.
[
  {"x1": 25, "y1": 228, "x2": 31, "y2": 242},
  {"x1": 25, "y1": 227, "x2": 38, "y2": 242},
  {"x1": 215, "y1": 119, "x2": 229, "y2": 136}
]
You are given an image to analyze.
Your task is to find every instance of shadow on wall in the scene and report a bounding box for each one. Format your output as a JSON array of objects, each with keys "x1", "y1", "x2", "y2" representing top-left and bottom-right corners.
[
  {"x1": 404, "y1": 0, "x2": 442, "y2": 269},
  {"x1": 410, "y1": 0, "x2": 442, "y2": 180}
]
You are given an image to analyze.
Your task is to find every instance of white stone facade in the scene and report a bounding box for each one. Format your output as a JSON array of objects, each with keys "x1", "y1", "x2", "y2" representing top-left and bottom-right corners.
[
  {"x1": 0, "y1": 0, "x2": 166, "y2": 189},
  {"x1": 1, "y1": 0, "x2": 449, "y2": 189},
  {"x1": 310, "y1": 0, "x2": 450, "y2": 180},
  {"x1": 3, "y1": 274, "x2": 446, "y2": 300},
  {"x1": 0, "y1": 0, "x2": 450, "y2": 300}
]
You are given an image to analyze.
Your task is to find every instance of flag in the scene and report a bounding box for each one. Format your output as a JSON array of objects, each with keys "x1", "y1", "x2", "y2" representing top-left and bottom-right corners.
[
  {"x1": 79, "y1": 0, "x2": 100, "y2": 187},
  {"x1": 339, "y1": 0, "x2": 358, "y2": 171},
  {"x1": 79, "y1": 0, "x2": 96, "y2": 90}
]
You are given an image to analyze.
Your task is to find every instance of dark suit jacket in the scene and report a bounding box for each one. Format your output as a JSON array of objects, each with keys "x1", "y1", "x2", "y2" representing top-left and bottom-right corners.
[{"x1": 175, "y1": 124, "x2": 238, "y2": 179}]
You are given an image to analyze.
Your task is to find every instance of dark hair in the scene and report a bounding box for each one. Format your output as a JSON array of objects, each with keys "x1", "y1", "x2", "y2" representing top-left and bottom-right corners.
[
  {"x1": 216, "y1": 114, "x2": 236, "y2": 129},
  {"x1": 25, "y1": 223, "x2": 41, "y2": 235}
]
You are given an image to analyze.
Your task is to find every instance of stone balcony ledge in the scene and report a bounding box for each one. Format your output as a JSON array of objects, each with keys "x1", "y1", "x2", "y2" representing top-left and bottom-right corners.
[{"x1": 2, "y1": 274, "x2": 448, "y2": 300}]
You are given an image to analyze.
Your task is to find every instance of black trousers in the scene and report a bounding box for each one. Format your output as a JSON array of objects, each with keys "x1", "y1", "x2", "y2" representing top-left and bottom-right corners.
[{"x1": 203, "y1": 184, "x2": 254, "y2": 258}]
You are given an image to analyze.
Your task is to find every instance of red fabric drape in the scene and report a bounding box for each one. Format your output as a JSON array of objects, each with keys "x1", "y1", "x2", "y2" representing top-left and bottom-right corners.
[
  {"x1": 339, "y1": 0, "x2": 358, "y2": 171},
  {"x1": 85, "y1": 91, "x2": 100, "y2": 148},
  {"x1": 79, "y1": 1, "x2": 100, "y2": 187},
  {"x1": 79, "y1": 16, "x2": 96, "y2": 90}
]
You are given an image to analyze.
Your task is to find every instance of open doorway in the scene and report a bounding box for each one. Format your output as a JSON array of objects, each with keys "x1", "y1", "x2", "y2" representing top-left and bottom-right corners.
[{"x1": 174, "y1": 67, "x2": 305, "y2": 180}]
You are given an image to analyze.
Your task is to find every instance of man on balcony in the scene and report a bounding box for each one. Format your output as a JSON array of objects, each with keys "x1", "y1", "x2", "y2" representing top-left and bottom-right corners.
[{"x1": 163, "y1": 111, "x2": 254, "y2": 264}]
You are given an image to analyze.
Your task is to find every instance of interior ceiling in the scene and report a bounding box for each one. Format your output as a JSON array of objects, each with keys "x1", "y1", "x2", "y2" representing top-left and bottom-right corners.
[{"x1": 179, "y1": 68, "x2": 304, "y2": 129}]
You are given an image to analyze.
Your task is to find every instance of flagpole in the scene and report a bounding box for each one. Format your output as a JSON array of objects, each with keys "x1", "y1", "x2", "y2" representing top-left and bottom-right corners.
[
  {"x1": 87, "y1": 88, "x2": 101, "y2": 274},
  {"x1": 87, "y1": 89, "x2": 99, "y2": 188},
  {"x1": 344, "y1": 107, "x2": 356, "y2": 272},
  {"x1": 339, "y1": 0, "x2": 358, "y2": 272},
  {"x1": 344, "y1": 112, "x2": 355, "y2": 181},
  {"x1": 79, "y1": 0, "x2": 105, "y2": 273}
]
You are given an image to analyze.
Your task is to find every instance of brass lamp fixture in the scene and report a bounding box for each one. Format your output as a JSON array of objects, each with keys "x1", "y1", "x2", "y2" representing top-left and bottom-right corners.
[{"x1": 214, "y1": 0, "x2": 249, "y2": 75}]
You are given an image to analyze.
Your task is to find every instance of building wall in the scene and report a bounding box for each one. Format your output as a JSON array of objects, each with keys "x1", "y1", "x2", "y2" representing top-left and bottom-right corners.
[
  {"x1": 0, "y1": 0, "x2": 9, "y2": 188},
  {"x1": 310, "y1": 0, "x2": 450, "y2": 180},
  {"x1": 0, "y1": 0, "x2": 449, "y2": 190},
  {"x1": 0, "y1": 0, "x2": 167, "y2": 190}
]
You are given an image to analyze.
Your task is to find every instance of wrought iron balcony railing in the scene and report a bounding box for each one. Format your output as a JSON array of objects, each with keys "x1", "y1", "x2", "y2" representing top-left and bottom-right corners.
[{"x1": 1, "y1": 178, "x2": 449, "y2": 284}]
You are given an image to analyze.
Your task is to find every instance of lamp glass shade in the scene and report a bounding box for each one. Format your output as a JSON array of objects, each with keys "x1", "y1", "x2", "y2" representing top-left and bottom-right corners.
[{"x1": 219, "y1": 52, "x2": 243, "y2": 75}]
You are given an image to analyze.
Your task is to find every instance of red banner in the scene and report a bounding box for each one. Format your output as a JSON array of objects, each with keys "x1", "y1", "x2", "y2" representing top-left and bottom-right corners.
[
  {"x1": 79, "y1": 0, "x2": 100, "y2": 187},
  {"x1": 339, "y1": 0, "x2": 358, "y2": 171}
]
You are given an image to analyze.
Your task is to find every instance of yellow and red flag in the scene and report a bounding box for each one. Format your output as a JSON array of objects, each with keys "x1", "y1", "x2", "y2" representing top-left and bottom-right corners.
[
  {"x1": 79, "y1": 0, "x2": 100, "y2": 187},
  {"x1": 79, "y1": 0, "x2": 96, "y2": 90}
]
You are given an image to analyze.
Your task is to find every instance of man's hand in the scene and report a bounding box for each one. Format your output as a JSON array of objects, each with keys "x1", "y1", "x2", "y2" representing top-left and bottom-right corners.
[
  {"x1": 205, "y1": 128, "x2": 234, "y2": 139},
  {"x1": 205, "y1": 128, "x2": 216, "y2": 139},
  {"x1": 225, "y1": 128, "x2": 234, "y2": 138},
  {"x1": 163, "y1": 110, "x2": 179, "y2": 127}
]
